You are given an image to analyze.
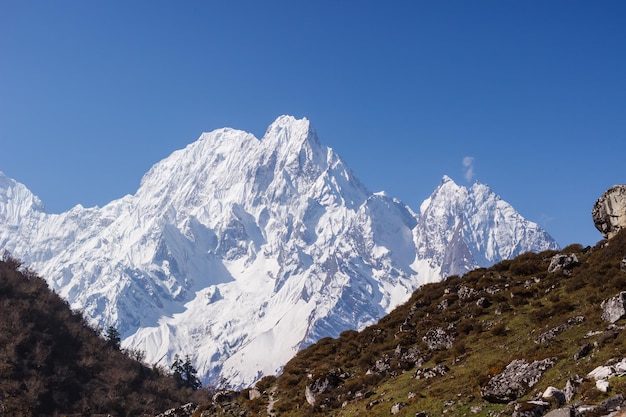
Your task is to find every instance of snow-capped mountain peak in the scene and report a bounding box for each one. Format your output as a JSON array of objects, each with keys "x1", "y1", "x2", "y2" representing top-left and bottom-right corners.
[{"x1": 0, "y1": 116, "x2": 558, "y2": 388}]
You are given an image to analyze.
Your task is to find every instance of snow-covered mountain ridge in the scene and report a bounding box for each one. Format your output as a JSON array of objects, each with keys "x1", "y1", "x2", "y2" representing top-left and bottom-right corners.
[{"x1": 0, "y1": 116, "x2": 559, "y2": 388}]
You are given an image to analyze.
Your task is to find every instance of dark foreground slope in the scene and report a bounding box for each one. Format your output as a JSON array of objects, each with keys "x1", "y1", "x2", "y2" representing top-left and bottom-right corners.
[
  {"x1": 193, "y1": 231, "x2": 626, "y2": 417},
  {"x1": 0, "y1": 256, "x2": 211, "y2": 417}
]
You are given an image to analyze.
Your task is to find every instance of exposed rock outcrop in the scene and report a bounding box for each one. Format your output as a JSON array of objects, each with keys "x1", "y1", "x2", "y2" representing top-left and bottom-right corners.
[
  {"x1": 547, "y1": 254, "x2": 579, "y2": 274},
  {"x1": 480, "y1": 358, "x2": 557, "y2": 403},
  {"x1": 305, "y1": 368, "x2": 348, "y2": 406},
  {"x1": 601, "y1": 291, "x2": 626, "y2": 323},
  {"x1": 512, "y1": 400, "x2": 550, "y2": 417},
  {"x1": 592, "y1": 184, "x2": 626, "y2": 239},
  {"x1": 542, "y1": 386, "x2": 566, "y2": 406},
  {"x1": 535, "y1": 316, "x2": 585, "y2": 344},
  {"x1": 587, "y1": 358, "x2": 626, "y2": 392},
  {"x1": 422, "y1": 326, "x2": 455, "y2": 350},
  {"x1": 155, "y1": 403, "x2": 196, "y2": 417}
]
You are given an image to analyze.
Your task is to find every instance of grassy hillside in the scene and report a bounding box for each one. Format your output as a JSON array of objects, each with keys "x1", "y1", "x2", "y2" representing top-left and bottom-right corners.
[
  {"x1": 198, "y1": 231, "x2": 626, "y2": 416},
  {"x1": 0, "y1": 255, "x2": 211, "y2": 417}
]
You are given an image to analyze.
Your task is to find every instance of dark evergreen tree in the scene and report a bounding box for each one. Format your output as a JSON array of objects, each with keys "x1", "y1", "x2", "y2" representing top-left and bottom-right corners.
[
  {"x1": 171, "y1": 354, "x2": 201, "y2": 390},
  {"x1": 104, "y1": 325, "x2": 121, "y2": 350}
]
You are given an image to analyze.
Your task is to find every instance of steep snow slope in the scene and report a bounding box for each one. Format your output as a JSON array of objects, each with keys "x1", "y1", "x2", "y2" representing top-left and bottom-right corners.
[{"x1": 0, "y1": 116, "x2": 559, "y2": 387}]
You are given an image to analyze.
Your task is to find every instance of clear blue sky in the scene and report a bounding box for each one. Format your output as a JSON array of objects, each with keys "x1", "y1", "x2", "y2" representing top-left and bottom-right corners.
[{"x1": 1, "y1": 1, "x2": 624, "y2": 247}]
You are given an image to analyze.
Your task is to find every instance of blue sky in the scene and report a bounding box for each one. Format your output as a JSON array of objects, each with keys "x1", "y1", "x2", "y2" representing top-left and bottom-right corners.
[{"x1": 1, "y1": 1, "x2": 624, "y2": 247}]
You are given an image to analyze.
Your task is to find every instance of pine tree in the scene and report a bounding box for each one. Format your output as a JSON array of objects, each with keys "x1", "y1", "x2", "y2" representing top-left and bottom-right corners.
[
  {"x1": 170, "y1": 354, "x2": 201, "y2": 390},
  {"x1": 104, "y1": 325, "x2": 121, "y2": 350}
]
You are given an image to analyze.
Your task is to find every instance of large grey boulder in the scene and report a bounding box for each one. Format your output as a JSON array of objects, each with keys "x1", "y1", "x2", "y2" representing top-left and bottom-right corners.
[
  {"x1": 480, "y1": 358, "x2": 557, "y2": 403},
  {"x1": 592, "y1": 184, "x2": 626, "y2": 239},
  {"x1": 548, "y1": 254, "x2": 579, "y2": 273},
  {"x1": 601, "y1": 291, "x2": 626, "y2": 323}
]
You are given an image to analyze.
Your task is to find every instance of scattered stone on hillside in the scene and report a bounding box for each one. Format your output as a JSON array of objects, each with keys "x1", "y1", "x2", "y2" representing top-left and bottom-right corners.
[
  {"x1": 437, "y1": 298, "x2": 449, "y2": 311},
  {"x1": 542, "y1": 386, "x2": 566, "y2": 406},
  {"x1": 394, "y1": 345, "x2": 426, "y2": 368},
  {"x1": 578, "y1": 395, "x2": 626, "y2": 416},
  {"x1": 544, "y1": 408, "x2": 575, "y2": 417},
  {"x1": 573, "y1": 343, "x2": 592, "y2": 360},
  {"x1": 476, "y1": 297, "x2": 491, "y2": 308},
  {"x1": 587, "y1": 358, "x2": 626, "y2": 393},
  {"x1": 368, "y1": 355, "x2": 391, "y2": 375},
  {"x1": 470, "y1": 405, "x2": 484, "y2": 414},
  {"x1": 248, "y1": 387, "x2": 261, "y2": 400},
  {"x1": 512, "y1": 400, "x2": 550, "y2": 417},
  {"x1": 458, "y1": 284, "x2": 478, "y2": 299},
  {"x1": 305, "y1": 368, "x2": 348, "y2": 406},
  {"x1": 601, "y1": 291, "x2": 626, "y2": 323},
  {"x1": 390, "y1": 402, "x2": 408, "y2": 414},
  {"x1": 365, "y1": 399, "x2": 381, "y2": 410},
  {"x1": 564, "y1": 376, "x2": 583, "y2": 402},
  {"x1": 548, "y1": 254, "x2": 579, "y2": 274},
  {"x1": 592, "y1": 184, "x2": 626, "y2": 239},
  {"x1": 535, "y1": 316, "x2": 585, "y2": 344},
  {"x1": 621, "y1": 256, "x2": 626, "y2": 273},
  {"x1": 422, "y1": 326, "x2": 455, "y2": 350},
  {"x1": 485, "y1": 285, "x2": 501, "y2": 295},
  {"x1": 480, "y1": 357, "x2": 557, "y2": 403},
  {"x1": 413, "y1": 364, "x2": 449, "y2": 380},
  {"x1": 212, "y1": 390, "x2": 236, "y2": 403},
  {"x1": 398, "y1": 317, "x2": 414, "y2": 332},
  {"x1": 155, "y1": 403, "x2": 197, "y2": 417}
]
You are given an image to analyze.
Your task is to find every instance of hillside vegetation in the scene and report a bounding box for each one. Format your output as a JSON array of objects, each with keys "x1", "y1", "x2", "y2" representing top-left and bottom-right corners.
[
  {"x1": 0, "y1": 255, "x2": 212, "y2": 417},
  {"x1": 195, "y1": 231, "x2": 626, "y2": 417},
  {"x1": 2, "y1": 230, "x2": 625, "y2": 416}
]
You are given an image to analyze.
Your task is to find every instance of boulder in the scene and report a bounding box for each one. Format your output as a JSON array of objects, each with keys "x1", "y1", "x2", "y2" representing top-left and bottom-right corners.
[
  {"x1": 390, "y1": 402, "x2": 407, "y2": 414},
  {"x1": 587, "y1": 358, "x2": 626, "y2": 393},
  {"x1": 548, "y1": 254, "x2": 579, "y2": 273},
  {"x1": 512, "y1": 400, "x2": 550, "y2": 417},
  {"x1": 592, "y1": 184, "x2": 626, "y2": 239},
  {"x1": 621, "y1": 256, "x2": 626, "y2": 273},
  {"x1": 480, "y1": 358, "x2": 557, "y2": 403},
  {"x1": 476, "y1": 297, "x2": 491, "y2": 308},
  {"x1": 305, "y1": 368, "x2": 347, "y2": 406},
  {"x1": 564, "y1": 376, "x2": 583, "y2": 402},
  {"x1": 573, "y1": 343, "x2": 592, "y2": 360},
  {"x1": 422, "y1": 326, "x2": 455, "y2": 350},
  {"x1": 544, "y1": 409, "x2": 575, "y2": 417},
  {"x1": 248, "y1": 387, "x2": 261, "y2": 400},
  {"x1": 542, "y1": 386, "x2": 566, "y2": 405},
  {"x1": 601, "y1": 291, "x2": 626, "y2": 323}
]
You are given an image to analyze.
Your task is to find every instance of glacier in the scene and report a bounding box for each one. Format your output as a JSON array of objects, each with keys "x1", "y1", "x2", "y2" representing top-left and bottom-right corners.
[{"x1": 0, "y1": 115, "x2": 559, "y2": 388}]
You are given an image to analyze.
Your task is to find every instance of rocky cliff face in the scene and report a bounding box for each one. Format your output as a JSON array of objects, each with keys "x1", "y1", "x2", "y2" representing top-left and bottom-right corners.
[{"x1": 592, "y1": 184, "x2": 626, "y2": 239}]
